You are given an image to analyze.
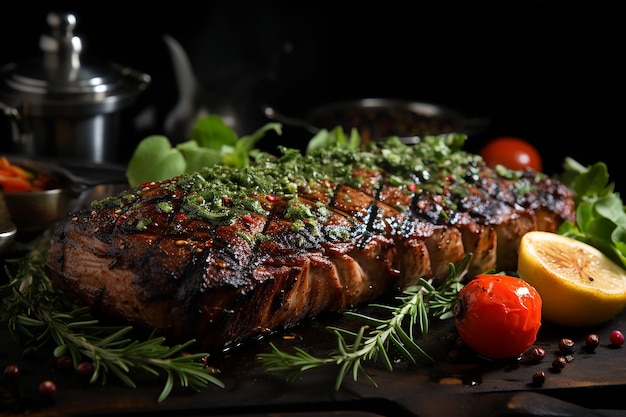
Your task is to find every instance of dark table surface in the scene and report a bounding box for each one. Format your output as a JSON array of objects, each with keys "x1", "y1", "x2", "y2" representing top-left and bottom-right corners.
[{"x1": 2, "y1": 285, "x2": 626, "y2": 417}]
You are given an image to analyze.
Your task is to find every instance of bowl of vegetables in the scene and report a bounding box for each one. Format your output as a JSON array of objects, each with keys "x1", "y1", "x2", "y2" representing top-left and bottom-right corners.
[
  {"x1": 0, "y1": 155, "x2": 129, "y2": 239},
  {"x1": 0, "y1": 156, "x2": 75, "y2": 238}
]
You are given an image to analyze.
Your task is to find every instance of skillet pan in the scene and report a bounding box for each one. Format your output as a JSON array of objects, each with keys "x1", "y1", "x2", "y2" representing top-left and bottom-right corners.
[{"x1": 264, "y1": 98, "x2": 490, "y2": 144}]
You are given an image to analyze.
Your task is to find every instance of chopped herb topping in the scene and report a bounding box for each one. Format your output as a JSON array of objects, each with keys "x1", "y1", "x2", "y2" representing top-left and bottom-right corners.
[
  {"x1": 95, "y1": 134, "x2": 541, "y2": 226},
  {"x1": 157, "y1": 201, "x2": 174, "y2": 213},
  {"x1": 136, "y1": 218, "x2": 152, "y2": 230}
]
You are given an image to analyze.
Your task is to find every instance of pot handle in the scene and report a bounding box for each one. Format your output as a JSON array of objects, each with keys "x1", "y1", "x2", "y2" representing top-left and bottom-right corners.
[
  {"x1": 262, "y1": 104, "x2": 319, "y2": 134},
  {"x1": 54, "y1": 160, "x2": 129, "y2": 193},
  {"x1": 0, "y1": 100, "x2": 30, "y2": 149},
  {"x1": 0, "y1": 100, "x2": 20, "y2": 120},
  {"x1": 111, "y1": 63, "x2": 152, "y2": 91}
]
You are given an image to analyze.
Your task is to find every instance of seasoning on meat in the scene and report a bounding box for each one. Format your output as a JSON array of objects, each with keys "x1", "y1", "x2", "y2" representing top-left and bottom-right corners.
[{"x1": 44, "y1": 135, "x2": 575, "y2": 352}]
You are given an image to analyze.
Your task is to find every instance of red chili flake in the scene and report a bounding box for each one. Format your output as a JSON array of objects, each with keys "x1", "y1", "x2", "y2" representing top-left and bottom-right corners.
[
  {"x1": 407, "y1": 183, "x2": 417, "y2": 192},
  {"x1": 446, "y1": 175, "x2": 454, "y2": 182},
  {"x1": 242, "y1": 214, "x2": 255, "y2": 224},
  {"x1": 115, "y1": 215, "x2": 127, "y2": 226},
  {"x1": 266, "y1": 195, "x2": 280, "y2": 202},
  {"x1": 175, "y1": 213, "x2": 188, "y2": 221},
  {"x1": 222, "y1": 196, "x2": 233, "y2": 206},
  {"x1": 140, "y1": 182, "x2": 154, "y2": 189}
]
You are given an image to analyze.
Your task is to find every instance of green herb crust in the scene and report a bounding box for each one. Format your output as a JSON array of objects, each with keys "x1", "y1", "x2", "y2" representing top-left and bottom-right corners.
[{"x1": 95, "y1": 134, "x2": 534, "y2": 228}]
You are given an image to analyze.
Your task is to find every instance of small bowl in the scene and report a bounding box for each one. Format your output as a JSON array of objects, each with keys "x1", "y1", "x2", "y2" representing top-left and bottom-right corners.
[
  {"x1": 1, "y1": 157, "x2": 75, "y2": 239},
  {"x1": 4, "y1": 187, "x2": 75, "y2": 238},
  {"x1": 1, "y1": 156, "x2": 128, "y2": 240}
]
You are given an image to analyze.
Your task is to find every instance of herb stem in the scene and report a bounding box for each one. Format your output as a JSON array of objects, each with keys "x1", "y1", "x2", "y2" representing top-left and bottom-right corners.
[
  {"x1": 258, "y1": 254, "x2": 470, "y2": 389},
  {"x1": 1, "y1": 239, "x2": 225, "y2": 402}
]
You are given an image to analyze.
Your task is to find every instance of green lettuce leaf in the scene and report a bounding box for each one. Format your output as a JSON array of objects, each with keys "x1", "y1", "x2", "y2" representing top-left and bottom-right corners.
[
  {"x1": 126, "y1": 116, "x2": 282, "y2": 187},
  {"x1": 557, "y1": 157, "x2": 626, "y2": 269}
]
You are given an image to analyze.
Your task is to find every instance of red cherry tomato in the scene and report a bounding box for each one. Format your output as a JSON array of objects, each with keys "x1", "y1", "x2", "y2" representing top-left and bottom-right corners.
[
  {"x1": 479, "y1": 136, "x2": 543, "y2": 172},
  {"x1": 454, "y1": 274, "x2": 542, "y2": 360}
]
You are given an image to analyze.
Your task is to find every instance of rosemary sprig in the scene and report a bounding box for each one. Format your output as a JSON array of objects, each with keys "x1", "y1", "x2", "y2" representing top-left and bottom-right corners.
[
  {"x1": 257, "y1": 253, "x2": 471, "y2": 390},
  {"x1": 0, "y1": 239, "x2": 225, "y2": 403}
]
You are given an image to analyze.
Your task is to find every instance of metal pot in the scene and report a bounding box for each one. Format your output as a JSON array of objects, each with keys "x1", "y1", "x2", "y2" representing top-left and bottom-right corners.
[
  {"x1": 0, "y1": 12, "x2": 151, "y2": 163},
  {"x1": 264, "y1": 98, "x2": 489, "y2": 144}
]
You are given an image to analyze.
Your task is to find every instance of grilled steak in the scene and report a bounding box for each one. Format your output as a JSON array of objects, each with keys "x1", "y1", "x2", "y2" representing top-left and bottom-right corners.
[{"x1": 44, "y1": 135, "x2": 575, "y2": 351}]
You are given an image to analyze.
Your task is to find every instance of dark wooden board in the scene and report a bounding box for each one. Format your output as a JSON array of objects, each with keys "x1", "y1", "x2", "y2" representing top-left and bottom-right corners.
[{"x1": 2, "y1": 289, "x2": 626, "y2": 417}]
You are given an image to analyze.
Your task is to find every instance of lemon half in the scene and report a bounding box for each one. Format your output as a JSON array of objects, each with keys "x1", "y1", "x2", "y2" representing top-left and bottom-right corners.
[{"x1": 518, "y1": 231, "x2": 626, "y2": 327}]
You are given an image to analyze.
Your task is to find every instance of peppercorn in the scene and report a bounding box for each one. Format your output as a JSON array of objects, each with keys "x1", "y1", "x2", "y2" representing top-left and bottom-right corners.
[
  {"x1": 22, "y1": 345, "x2": 38, "y2": 359},
  {"x1": 76, "y1": 361, "x2": 95, "y2": 379},
  {"x1": 529, "y1": 347, "x2": 546, "y2": 363},
  {"x1": 610, "y1": 330, "x2": 625, "y2": 347},
  {"x1": 56, "y1": 354, "x2": 73, "y2": 370},
  {"x1": 585, "y1": 333, "x2": 600, "y2": 351},
  {"x1": 445, "y1": 332, "x2": 459, "y2": 346},
  {"x1": 38, "y1": 380, "x2": 57, "y2": 398},
  {"x1": 454, "y1": 337, "x2": 466, "y2": 351},
  {"x1": 519, "y1": 347, "x2": 546, "y2": 364},
  {"x1": 552, "y1": 356, "x2": 567, "y2": 371},
  {"x1": 4, "y1": 364, "x2": 20, "y2": 380},
  {"x1": 558, "y1": 338, "x2": 575, "y2": 354},
  {"x1": 531, "y1": 371, "x2": 546, "y2": 386}
]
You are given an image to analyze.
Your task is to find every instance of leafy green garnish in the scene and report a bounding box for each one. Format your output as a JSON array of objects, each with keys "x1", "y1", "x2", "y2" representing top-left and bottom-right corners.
[
  {"x1": 126, "y1": 135, "x2": 186, "y2": 187},
  {"x1": 305, "y1": 126, "x2": 362, "y2": 154},
  {"x1": 126, "y1": 115, "x2": 282, "y2": 187},
  {"x1": 557, "y1": 157, "x2": 626, "y2": 269}
]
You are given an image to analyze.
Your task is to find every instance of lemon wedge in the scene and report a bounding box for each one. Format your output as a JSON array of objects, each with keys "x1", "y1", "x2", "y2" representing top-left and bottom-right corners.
[{"x1": 518, "y1": 231, "x2": 626, "y2": 327}]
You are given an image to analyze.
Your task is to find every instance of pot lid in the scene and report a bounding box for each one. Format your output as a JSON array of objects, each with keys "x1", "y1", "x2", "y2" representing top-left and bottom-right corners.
[{"x1": 0, "y1": 12, "x2": 151, "y2": 115}]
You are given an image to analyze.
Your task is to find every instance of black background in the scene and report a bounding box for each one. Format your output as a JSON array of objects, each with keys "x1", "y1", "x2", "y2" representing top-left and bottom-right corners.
[{"x1": 0, "y1": 1, "x2": 623, "y2": 190}]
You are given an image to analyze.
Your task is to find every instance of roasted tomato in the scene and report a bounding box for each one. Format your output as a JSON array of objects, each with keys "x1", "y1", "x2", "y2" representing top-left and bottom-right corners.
[
  {"x1": 454, "y1": 274, "x2": 542, "y2": 360},
  {"x1": 478, "y1": 136, "x2": 543, "y2": 172}
]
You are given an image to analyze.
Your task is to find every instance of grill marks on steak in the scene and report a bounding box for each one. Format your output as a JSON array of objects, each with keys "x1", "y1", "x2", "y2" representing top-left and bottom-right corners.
[
  {"x1": 45, "y1": 151, "x2": 575, "y2": 351},
  {"x1": 164, "y1": 190, "x2": 394, "y2": 348}
]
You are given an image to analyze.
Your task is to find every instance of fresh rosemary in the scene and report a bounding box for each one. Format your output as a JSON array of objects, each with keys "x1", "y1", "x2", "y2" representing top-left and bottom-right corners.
[
  {"x1": 0, "y1": 238, "x2": 225, "y2": 403},
  {"x1": 257, "y1": 254, "x2": 471, "y2": 390}
]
